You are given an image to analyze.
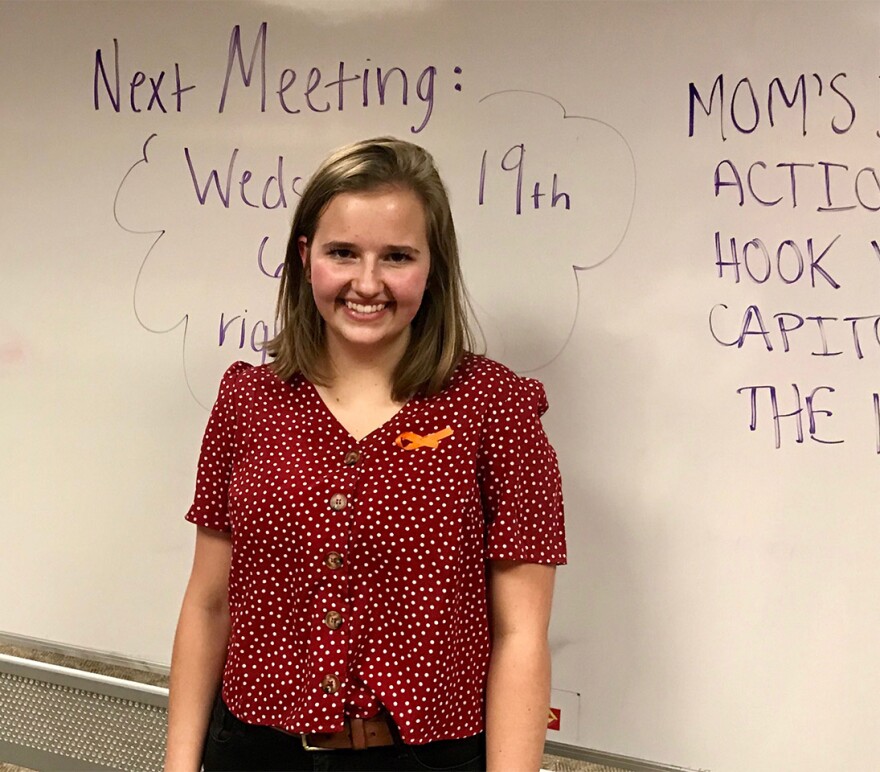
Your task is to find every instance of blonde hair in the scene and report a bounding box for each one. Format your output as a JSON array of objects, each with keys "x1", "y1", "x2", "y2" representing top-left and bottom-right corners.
[{"x1": 266, "y1": 137, "x2": 477, "y2": 400}]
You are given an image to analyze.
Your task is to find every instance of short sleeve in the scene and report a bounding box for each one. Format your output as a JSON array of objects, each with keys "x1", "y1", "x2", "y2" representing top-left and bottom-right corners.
[
  {"x1": 185, "y1": 361, "x2": 251, "y2": 532},
  {"x1": 478, "y1": 375, "x2": 567, "y2": 565}
]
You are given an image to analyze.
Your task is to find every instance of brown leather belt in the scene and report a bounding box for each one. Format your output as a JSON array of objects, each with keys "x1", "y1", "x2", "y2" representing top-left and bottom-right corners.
[{"x1": 294, "y1": 713, "x2": 397, "y2": 751}]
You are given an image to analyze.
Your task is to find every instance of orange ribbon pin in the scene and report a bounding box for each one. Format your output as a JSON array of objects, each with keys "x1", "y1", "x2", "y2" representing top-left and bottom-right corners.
[{"x1": 394, "y1": 426, "x2": 454, "y2": 451}]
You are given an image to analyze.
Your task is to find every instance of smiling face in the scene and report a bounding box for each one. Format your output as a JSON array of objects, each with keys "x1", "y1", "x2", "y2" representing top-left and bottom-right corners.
[{"x1": 300, "y1": 186, "x2": 432, "y2": 366}]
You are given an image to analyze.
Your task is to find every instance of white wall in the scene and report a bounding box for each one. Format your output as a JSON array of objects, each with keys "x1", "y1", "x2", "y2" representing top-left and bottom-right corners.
[{"x1": 3, "y1": 2, "x2": 878, "y2": 769}]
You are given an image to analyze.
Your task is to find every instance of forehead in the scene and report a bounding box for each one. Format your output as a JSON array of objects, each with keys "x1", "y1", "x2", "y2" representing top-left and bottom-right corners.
[{"x1": 314, "y1": 187, "x2": 428, "y2": 241}]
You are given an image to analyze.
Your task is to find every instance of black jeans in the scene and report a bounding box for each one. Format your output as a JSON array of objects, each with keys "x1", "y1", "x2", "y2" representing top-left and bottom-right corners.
[{"x1": 202, "y1": 693, "x2": 486, "y2": 772}]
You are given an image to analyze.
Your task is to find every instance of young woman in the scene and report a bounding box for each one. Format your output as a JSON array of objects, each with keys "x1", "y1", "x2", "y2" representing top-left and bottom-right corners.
[{"x1": 164, "y1": 137, "x2": 566, "y2": 772}]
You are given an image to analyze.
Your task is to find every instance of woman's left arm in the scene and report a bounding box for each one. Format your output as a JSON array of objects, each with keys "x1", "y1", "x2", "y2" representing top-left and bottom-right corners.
[{"x1": 485, "y1": 559, "x2": 557, "y2": 772}]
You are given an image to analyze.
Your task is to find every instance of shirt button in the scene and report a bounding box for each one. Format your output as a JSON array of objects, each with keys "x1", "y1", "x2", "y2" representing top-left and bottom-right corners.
[
  {"x1": 329, "y1": 493, "x2": 348, "y2": 511},
  {"x1": 343, "y1": 450, "x2": 361, "y2": 466},
  {"x1": 325, "y1": 552, "x2": 344, "y2": 570},
  {"x1": 320, "y1": 674, "x2": 341, "y2": 694},
  {"x1": 324, "y1": 610, "x2": 343, "y2": 630}
]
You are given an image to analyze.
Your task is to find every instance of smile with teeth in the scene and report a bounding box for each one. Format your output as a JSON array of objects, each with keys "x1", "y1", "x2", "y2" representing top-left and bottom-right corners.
[{"x1": 344, "y1": 300, "x2": 388, "y2": 314}]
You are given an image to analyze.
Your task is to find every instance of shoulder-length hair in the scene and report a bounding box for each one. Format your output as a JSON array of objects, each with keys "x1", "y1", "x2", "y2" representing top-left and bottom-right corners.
[{"x1": 266, "y1": 136, "x2": 477, "y2": 401}]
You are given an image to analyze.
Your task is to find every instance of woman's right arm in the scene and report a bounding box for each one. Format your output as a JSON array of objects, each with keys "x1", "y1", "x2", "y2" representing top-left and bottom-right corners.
[{"x1": 164, "y1": 526, "x2": 233, "y2": 772}]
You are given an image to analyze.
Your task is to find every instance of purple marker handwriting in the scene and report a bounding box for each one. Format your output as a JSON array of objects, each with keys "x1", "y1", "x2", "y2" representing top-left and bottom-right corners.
[
  {"x1": 95, "y1": 24, "x2": 450, "y2": 135},
  {"x1": 692, "y1": 71, "x2": 880, "y2": 451},
  {"x1": 478, "y1": 145, "x2": 571, "y2": 215},
  {"x1": 688, "y1": 72, "x2": 856, "y2": 141}
]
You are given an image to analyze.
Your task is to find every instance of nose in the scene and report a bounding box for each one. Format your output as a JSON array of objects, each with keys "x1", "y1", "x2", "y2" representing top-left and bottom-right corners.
[{"x1": 351, "y1": 257, "x2": 383, "y2": 297}]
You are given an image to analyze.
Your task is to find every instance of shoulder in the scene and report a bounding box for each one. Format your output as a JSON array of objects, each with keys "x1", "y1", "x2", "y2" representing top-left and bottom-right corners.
[
  {"x1": 214, "y1": 360, "x2": 252, "y2": 398},
  {"x1": 216, "y1": 361, "x2": 294, "y2": 404},
  {"x1": 219, "y1": 360, "x2": 253, "y2": 386},
  {"x1": 219, "y1": 361, "x2": 293, "y2": 388},
  {"x1": 446, "y1": 353, "x2": 549, "y2": 417},
  {"x1": 450, "y1": 353, "x2": 517, "y2": 389}
]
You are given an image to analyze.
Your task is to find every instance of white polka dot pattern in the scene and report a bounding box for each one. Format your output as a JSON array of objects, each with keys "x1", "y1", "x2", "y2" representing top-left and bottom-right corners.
[{"x1": 185, "y1": 353, "x2": 566, "y2": 744}]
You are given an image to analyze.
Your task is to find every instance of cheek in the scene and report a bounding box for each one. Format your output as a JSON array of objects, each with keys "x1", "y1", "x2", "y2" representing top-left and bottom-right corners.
[
  {"x1": 308, "y1": 265, "x2": 341, "y2": 304},
  {"x1": 399, "y1": 267, "x2": 431, "y2": 305}
]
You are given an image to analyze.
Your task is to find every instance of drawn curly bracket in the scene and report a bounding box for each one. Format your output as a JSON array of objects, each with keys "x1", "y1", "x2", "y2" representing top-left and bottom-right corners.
[
  {"x1": 114, "y1": 133, "x2": 207, "y2": 408},
  {"x1": 478, "y1": 90, "x2": 637, "y2": 373}
]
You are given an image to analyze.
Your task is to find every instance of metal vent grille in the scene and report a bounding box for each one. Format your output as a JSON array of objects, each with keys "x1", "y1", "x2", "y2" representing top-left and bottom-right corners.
[{"x1": 0, "y1": 655, "x2": 168, "y2": 772}]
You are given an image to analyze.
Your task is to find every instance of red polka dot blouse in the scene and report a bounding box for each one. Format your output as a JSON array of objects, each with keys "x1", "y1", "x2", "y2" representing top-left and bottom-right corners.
[{"x1": 185, "y1": 352, "x2": 566, "y2": 744}]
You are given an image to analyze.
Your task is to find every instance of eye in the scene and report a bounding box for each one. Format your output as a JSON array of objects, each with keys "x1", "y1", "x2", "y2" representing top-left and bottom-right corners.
[
  {"x1": 386, "y1": 251, "x2": 412, "y2": 264},
  {"x1": 329, "y1": 248, "x2": 354, "y2": 259}
]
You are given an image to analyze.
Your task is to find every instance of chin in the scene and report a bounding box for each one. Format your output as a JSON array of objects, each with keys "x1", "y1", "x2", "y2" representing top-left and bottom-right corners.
[{"x1": 335, "y1": 327, "x2": 410, "y2": 351}]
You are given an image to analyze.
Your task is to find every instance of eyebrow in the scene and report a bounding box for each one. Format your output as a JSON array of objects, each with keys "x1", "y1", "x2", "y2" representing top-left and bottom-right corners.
[{"x1": 320, "y1": 240, "x2": 422, "y2": 255}]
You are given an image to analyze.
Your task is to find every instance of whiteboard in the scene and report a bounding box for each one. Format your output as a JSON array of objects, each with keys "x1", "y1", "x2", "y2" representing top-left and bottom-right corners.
[{"x1": 3, "y1": 2, "x2": 879, "y2": 770}]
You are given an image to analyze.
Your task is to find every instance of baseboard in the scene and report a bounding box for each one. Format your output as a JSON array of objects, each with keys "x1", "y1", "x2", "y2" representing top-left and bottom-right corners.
[
  {"x1": 0, "y1": 740, "x2": 119, "y2": 772},
  {"x1": 0, "y1": 631, "x2": 169, "y2": 678},
  {"x1": 0, "y1": 653, "x2": 168, "y2": 771},
  {"x1": 544, "y1": 741, "x2": 707, "y2": 772}
]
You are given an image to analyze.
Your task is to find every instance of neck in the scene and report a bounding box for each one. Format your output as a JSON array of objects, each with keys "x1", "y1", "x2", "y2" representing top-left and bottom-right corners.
[{"x1": 322, "y1": 331, "x2": 409, "y2": 400}]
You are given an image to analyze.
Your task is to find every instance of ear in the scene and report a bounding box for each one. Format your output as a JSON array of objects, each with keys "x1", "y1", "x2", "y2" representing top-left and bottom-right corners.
[{"x1": 298, "y1": 236, "x2": 311, "y2": 282}]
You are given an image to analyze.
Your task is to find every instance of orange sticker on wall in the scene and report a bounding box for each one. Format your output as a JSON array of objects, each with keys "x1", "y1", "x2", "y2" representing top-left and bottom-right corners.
[{"x1": 547, "y1": 707, "x2": 561, "y2": 731}]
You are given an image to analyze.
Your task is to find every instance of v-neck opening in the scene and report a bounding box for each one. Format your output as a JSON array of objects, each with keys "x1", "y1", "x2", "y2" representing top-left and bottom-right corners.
[{"x1": 306, "y1": 379, "x2": 417, "y2": 444}]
